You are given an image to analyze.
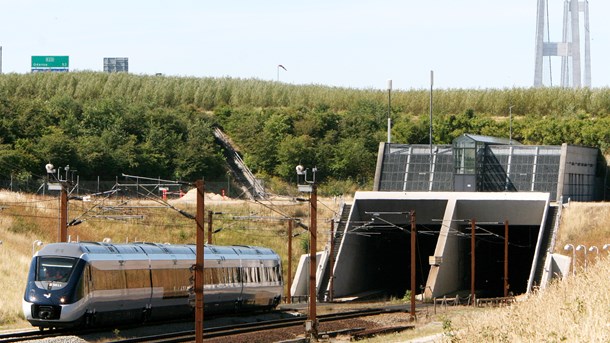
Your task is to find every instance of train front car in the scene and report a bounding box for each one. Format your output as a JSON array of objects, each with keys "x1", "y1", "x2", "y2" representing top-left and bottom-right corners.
[
  {"x1": 22, "y1": 243, "x2": 89, "y2": 328},
  {"x1": 23, "y1": 242, "x2": 284, "y2": 329}
]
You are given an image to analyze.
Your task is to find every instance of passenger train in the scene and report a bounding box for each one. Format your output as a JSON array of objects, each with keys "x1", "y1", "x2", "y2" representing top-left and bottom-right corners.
[{"x1": 23, "y1": 242, "x2": 283, "y2": 329}]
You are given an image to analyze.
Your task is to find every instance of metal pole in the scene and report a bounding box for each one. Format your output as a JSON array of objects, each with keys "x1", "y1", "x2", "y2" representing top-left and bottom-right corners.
[
  {"x1": 509, "y1": 105, "x2": 514, "y2": 144},
  {"x1": 387, "y1": 79, "x2": 392, "y2": 143},
  {"x1": 60, "y1": 184, "x2": 68, "y2": 242},
  {"x1": 195, "y1": 180, "x2": 205, "y2": 343},
  {"x1": 287, "y1": 219, "x2": 293, "y2": 304},
  {"x1": 329, "y1": 220, "x2": 335, "y2": 302},
  {"x1": 571, "y1": 249, "x2": 576, "y2": 277},
  {"x1": 471, "y1": 218, "x2": 476, "y2": 306},
  {"x1": 309, "y1": 184, "x2": 318, "y2": 339},
  {"x1": 504, "y1": 219, "x2": 509, "y2": 297},
  {"x1": 207, "y1": 210, "x2": 213, "y2": 244},
  {"x1": 410, "y1": 210, "x2": 416, "y2": 320},
  {"x1": 429, "y1": 71, "x2": 434, "y2": 176}
]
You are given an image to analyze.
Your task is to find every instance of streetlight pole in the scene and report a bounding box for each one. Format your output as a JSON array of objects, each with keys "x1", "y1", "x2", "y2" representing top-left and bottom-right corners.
[
  {"x1": 287, "y1": 219, "x2": 293, "y2": 304},
  {"x1": 504, "y1": 219, "x2": 509, "y2": 297},
  {"x1": 410, "y1": 211, "x2": 416, "y2": 320},
  {"x1": 429, "y1": 70, "x2": 434, "y2": 176},
  {"x1": 32, "y1": 240, "x2": 43, "y2": 256},
  {"x1": 308, "y1": 183, "x2": 318, "y2": 338},
  {"x1": 576, "y1": 245, "x2": 588, "y2": 272},
  {"x1": 329, "y1": 219, "x2": 335, "y2": 302},
  {"x1": 509, "y1": 105, "x2": 514, "y2": 144},
  {"x1": 387, "y1": 79, "x2": 392, "y2": 143},
  {"x1": 60, "y1": 184, "x2": 68, "y2": 242},
  {"x1": 564, "y1": 244, "x2": 575, "y2": 276},
  {"x1": 296, "y1": 165, "x2": 318, "y2": 339},
  {"x1": 470, "y1": 218, "x2": 476, "y2": 306},
  {"x1": 277, "y1": 64, "x2": 287, "y2": 82}
]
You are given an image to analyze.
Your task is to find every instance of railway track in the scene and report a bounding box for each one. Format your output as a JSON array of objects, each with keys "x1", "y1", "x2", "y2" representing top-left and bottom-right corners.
[
  {"x1": 0, "y1": 328, "x2": 73, "y2": 343},
  {"x1": 0, "y1": 307, "x2": 408, "y2": 343},
  {"x1": 109, "y1": 307, "x2": 398, "y2": 343},
  {"x1": 0, "y1": 316, "x2": 197, "y2": 343}
]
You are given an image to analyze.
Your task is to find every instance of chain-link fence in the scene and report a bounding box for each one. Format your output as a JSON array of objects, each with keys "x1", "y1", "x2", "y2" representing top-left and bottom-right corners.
[{"x1": 0, "y1": 177, "x2": 243, "y2": 199}]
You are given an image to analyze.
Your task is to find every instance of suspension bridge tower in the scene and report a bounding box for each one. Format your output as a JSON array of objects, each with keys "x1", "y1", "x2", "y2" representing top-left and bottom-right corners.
[{"x1": 534, "y1": 0, "x2": 591, "y2": 88}]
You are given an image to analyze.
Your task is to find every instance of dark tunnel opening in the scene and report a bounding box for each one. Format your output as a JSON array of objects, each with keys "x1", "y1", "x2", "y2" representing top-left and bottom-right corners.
[
  {"x1": 458, "y1": 224, "x2": 540, "y2": 297},
  {"x1": 361, "y1": 225, "x2": 440, "y2": 299},
  {"x1": 351, "y1": 223, "x2": 539, "y2": 299}
]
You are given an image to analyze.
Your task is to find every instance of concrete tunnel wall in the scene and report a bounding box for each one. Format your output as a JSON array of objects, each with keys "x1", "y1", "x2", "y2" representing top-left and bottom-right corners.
[
  {"x1": 426, "y1": 198, "x2": 460, "y2": 297},
  {"x1": 329, "y1": 192, "x2": 448, "y2": 298},
  {"x1": 326, "y1": 191, "x2": 551, "y2": 299}
]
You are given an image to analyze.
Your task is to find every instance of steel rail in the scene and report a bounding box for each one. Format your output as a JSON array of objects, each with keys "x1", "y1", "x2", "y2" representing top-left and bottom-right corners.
[{"x1": 107, "y1": 308, "x2": 393, "y2": 343}]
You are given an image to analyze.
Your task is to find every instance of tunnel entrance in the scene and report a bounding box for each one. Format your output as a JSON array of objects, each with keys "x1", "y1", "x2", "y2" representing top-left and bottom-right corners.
[
  {"x1": 457, "y1": 224, "x2": 540, "y2": 297},
  {"x1": 358, "y1": 225, "x2": 441, "y2": 299},
  {"x1": 307, "y1": 192, "x2": 552, "y2": 301},
  {"x1": 342, "y1": 222, "x2": 539, "y2": 299}
]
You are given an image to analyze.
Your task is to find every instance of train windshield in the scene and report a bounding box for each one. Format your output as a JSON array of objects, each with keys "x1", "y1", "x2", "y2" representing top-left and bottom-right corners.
[{"x1": 36, "y1": 257, "x2": 77, "y2": 283}]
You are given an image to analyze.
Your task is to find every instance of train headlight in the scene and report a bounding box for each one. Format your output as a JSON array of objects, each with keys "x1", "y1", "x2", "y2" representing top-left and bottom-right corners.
[
  {"x1": 28, "y1": 290, "x2": 37, "y2": 302},
  {"x1": 59, "y1": 296, "x2": 67, "y2": 304}
]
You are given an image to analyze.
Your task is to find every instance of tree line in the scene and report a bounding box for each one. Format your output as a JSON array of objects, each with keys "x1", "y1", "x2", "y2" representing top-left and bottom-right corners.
[{"x1": 1, "y1": 72, "x2": 609, "y2": 194}]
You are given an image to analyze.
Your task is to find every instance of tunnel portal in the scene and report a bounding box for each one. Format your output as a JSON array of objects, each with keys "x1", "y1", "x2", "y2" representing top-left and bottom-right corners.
[{"x1": 317, "y1": 192, "x2": 551, "y2": 300}]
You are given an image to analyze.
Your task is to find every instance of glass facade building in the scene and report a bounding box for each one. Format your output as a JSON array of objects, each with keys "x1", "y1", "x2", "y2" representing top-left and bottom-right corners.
[{"x1": 374, "y1": 134, "x2": 605, "y2": 201}]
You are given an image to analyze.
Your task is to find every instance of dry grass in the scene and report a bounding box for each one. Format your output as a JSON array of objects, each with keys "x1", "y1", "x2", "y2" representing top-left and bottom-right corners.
[
  {"x1": 446, "y1": 257, "x2": 610, "y2": 342},
  {"x1": 556, "y1": 202, "x2": 610, "y2": 248},
  {"x1": 0, "y1": 227, "x2": 37, "y2": 328},
  {"x1": 0, "y1": 190, "x2": 339, "y2": 330},
  {"x1": 2, "y1": 192, "x2": 609, "y2": 340},
  {"x1": 555, "y1": 202, "x2": 610, "y2": 269}
]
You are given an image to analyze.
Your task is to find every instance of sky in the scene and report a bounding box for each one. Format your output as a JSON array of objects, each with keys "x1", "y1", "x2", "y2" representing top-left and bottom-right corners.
[{"x1": 1, "y1": 0, "x2": 609, "y2": 90}]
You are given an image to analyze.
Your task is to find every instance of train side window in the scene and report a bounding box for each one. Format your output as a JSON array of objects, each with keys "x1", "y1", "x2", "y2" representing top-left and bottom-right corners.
[
  {"x1": 151, "y1": 268, "x2": 189, "y2": 298},
  {"x1": 245, "y1": 268, "x2": 250, "y2": 283},
  {"x1": 241, "y1": 268, "x2": 247, "y2": 283},
  {"x1": 74, "y1": 270, "x2": 86, "y2": 301},
  {"x1": 225, "y1": 268, "x2": 232, "y2": 284},
  {"x1": 266, "y1": 267, "x2": 274, "y2": 283},
  {"x1": 230, "y1": 267, "x2": 240, "y2": 284},
  {"x1": 211, "y1": 268, "x2": 219, "y2": 285},
  {"x1": 126, "y1": 269, "x2": 150, "y2": 289},
  {"x1": 219, "y1": 268, "x2": 228, "y2": 284},
  {"x1": 90, "y1": 267, "x2": 126, "y2": 291},
  {"x1": 261, "y1": 267, "x2": 269, "y2": 283},
  {"x1": 83, "y1": 265, "x2": 91, "y2": 295},
  {"x1": 244, "y1": 267, "x2": 252, "y2": 283},
  {"x1": 203, "y1": 268, "x2": 212, "y2": 285},
  {"x1": 275, "y1": 265, "x2": 282, "y2": 282},
  {"x1": 203, "y1": 268, "x2": 220, "y2": 285}
]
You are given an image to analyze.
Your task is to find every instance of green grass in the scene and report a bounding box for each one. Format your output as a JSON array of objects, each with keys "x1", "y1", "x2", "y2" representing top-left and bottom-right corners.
[{"x1": 3, "y1": 72, "x2": 610, "y2": 117}]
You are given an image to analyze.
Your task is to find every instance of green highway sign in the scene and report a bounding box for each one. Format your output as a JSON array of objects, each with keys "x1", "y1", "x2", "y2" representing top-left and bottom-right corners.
[{"x1": 31, "y1": 56, "x2": 69, "y2": 69}]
